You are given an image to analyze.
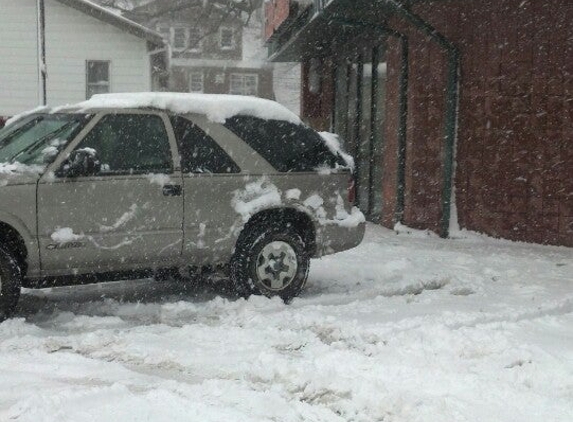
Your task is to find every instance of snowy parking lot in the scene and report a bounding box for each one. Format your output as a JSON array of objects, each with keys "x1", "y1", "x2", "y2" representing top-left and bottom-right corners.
[{"x1": 1, "y1": 224, "x2": 572, "y2": 422}]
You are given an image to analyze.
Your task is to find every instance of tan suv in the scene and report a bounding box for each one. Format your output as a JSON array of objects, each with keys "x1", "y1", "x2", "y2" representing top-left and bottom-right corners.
[{"x1": 0, "y1": 93, "x2": 365, "y2": 319}]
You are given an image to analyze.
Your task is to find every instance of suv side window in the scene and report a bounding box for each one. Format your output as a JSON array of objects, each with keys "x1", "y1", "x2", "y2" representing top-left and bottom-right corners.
[
  {"x1": 171, "y1": 116, "x2": 240, "y2": 174},
  {"x1": 74, "y1": 114, "x2": 173, "y2": 175},
  {"x1": 224, "y1": 116, "x2": 344, "y2": 172}
]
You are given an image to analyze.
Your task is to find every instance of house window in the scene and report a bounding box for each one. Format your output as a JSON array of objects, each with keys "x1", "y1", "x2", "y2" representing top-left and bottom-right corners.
[
  {"x1": 173, "y1": 27, "x2": 187, "y2": 50},
  {"x1": 189, "y1": 72, "x2": 204, "y2": 93},
  {"x1": 86, "y1": 60, "x2": 110, "y2": 99},
  {"x1": 219, "y1": 27, "x2": 234, "y2": 49},
  {"x1": 188, "y1": 27, "x2": 202, "y2": 52},
  {"x1": 229, "y1": 74, "x2": 258, "y2": 96},
  {"x1": 215, "y1": 73, "x2": 225, "y2": 84}
]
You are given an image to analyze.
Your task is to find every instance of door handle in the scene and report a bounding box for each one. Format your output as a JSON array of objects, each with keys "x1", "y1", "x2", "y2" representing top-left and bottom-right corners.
[{"x1": 162, "y1": 184, "x2": 182, "y2": 197}]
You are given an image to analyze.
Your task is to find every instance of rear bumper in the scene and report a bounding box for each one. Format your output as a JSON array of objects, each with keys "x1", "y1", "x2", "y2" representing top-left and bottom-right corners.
[{"x1": 315, "y1": 221, "x2": 366, "y2": 258}]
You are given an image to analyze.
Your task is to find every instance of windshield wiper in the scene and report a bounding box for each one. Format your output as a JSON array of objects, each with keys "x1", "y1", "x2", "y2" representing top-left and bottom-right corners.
[
  {"x1": 9, "y1": 121, "x2": 76, "y2": 163},
  {"x1": 0, "y1": 118, "x2": 41, "y2": 150}
]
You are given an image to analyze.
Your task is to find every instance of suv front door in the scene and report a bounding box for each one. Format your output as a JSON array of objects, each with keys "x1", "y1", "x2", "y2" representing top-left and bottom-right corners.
[{"x1": 37, "y1": 111, "x2": 183, "y2": 276}]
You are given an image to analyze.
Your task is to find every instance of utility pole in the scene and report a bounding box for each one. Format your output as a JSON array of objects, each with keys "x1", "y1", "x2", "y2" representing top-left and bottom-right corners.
[{"x1": 37, "y1": 0, "x2": 47, "y2": 106}]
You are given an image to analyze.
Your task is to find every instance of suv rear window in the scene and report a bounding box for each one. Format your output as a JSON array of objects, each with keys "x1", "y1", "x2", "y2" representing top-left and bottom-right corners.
[
  {"x1": 171, "y1": 116, "x2": 240, "y2": 174},
  {"x1": 224, "y1": 116, "x2": 345, "y2": 172}
]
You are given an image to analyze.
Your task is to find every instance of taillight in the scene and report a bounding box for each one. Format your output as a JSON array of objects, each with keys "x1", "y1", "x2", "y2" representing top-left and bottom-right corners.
[{"x1": 348, "y1": 176, "x2": 356, "y2": 205}]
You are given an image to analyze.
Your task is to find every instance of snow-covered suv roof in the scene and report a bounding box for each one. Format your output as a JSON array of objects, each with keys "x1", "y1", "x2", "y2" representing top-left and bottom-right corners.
[{"x1": 58, "y1": 93, "x2": 302, "y2": 125}]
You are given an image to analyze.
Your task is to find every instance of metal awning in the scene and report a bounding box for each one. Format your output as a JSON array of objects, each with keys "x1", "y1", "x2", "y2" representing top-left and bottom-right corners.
[
  {"x1": 268, "y1": 0, "x2": 396, "y2": 62},
  {"x1": 268, "y1": 0, "x2": 463, "y2": 238}
]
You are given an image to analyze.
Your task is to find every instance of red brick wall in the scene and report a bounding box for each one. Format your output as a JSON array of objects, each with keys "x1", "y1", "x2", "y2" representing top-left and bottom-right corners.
[
  {"x1": 265, "y1": 0, "x2": 291, "y2": 41},
  {"x1": 384, "y1": 0, "x2": 573, "y2": 245},
  {"x1": 404, "y1": 34, "x2": 448, "y2": 233}
]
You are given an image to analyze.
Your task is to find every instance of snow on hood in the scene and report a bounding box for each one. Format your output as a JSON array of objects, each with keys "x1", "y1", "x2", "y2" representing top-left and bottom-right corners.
[
  {"x1": 56, "y1": 93, "x2": 302, "y2": 125},
  {"x1": 0, "y1": 162, "x2": 44, "y2": 186}
]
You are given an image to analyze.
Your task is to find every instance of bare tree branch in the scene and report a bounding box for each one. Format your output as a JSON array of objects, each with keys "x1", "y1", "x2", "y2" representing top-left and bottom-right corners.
[{"x1": 96, "y1": 0, "x2": 263, "y2": 54}]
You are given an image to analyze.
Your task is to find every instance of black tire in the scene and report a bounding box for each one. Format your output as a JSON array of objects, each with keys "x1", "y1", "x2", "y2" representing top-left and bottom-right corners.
[
  {"x1": 230, "y1": 223, "x2": 310, "y2": 302},
  {"x1": 0, "y1": 247, "x2": 22, "y2": 321}
]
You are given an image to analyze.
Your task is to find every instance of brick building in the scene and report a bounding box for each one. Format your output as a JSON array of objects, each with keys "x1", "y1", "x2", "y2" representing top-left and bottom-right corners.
[{"x1": 265, "y1": 0, "x2": 573, "y2": 246}]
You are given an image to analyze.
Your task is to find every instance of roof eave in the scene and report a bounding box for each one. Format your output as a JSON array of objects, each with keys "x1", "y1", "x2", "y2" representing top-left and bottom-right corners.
[
  {"x1": 54, "y1": 0, "x2": 165, "y2": 48},
  {"x1": 268, "y1": 0, "x2": 395, "y2": 62}
]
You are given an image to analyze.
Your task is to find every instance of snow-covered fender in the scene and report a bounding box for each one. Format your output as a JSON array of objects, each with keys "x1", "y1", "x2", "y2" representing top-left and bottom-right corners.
[
  {"x1": 229, "y1": 177, "x2": 364, "y2": 259},
  {"x1": 231, "y1": 203, "x2": 319, "y2": 255}
]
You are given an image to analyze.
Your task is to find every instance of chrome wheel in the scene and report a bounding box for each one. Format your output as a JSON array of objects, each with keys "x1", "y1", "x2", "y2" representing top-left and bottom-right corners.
[{"x1": 255, "y1": 241, "x2": 298, "y2": 291}]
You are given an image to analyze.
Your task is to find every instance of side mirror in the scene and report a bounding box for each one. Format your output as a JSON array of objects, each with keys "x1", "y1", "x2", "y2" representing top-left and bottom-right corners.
[{"x1": 58, "y1": 148, "x2": 101, "y2": 178}]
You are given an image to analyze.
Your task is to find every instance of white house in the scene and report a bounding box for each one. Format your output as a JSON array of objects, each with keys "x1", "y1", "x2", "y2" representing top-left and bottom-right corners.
[{"x1": 0, "y1": 0, "x2": 166, "y2": 120}]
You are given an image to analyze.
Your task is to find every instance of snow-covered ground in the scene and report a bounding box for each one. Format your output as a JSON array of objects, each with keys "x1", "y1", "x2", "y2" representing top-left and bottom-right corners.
[{"x1": 1, "y1": 225, "x2": 571, "y2": 422}]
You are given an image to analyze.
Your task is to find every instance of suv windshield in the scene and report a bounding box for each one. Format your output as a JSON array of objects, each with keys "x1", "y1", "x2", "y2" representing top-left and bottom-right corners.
[{"x1": 0, "y1": 114, "x2": 92, "y2": 166}]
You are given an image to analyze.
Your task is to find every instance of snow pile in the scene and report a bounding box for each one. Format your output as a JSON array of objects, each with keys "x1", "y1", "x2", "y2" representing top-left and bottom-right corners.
[
  {"x1": 285, "y1": 188, "x2": 301, "y2": 201},
  {"x1": 1, "y1": 225, "x2": 572, "y2": 422},
  {"x1": 338, "y1": 207, "x2": 366, "y2": 228},
  {"x1": 394, "y1": 221, "x2": 439, "y2": 238},
  {"x1": 146, "y1": 173, "x2": 172, "y2": 187},
  {"x1": 303, "y1": 193, "x2": 324, "y2": 210},
  {"x1": 302, "y1": 192, "x2": 365, "y2": 228},
  {"x1": 334, "y1": 195, "x2": 366, "y2": 228},
  {"x1": 0, "y1": 162, "x2": 44, "y2": 186},
  {"x1": 319, "y1": 131, "x2": 355, "y2": 171},
  {"x1": 232, "y1": 178, "x2": 282, "y2": 221},
  {"x1": 75, "y1": 147, "x2": 97, "y2": 157},
  {"x1": 231, "y1": 179, "x2": 364, "y2": 229},
  {"x1": 50, "y1": 227, "x2": 84, "y2": 243},
  {"x1": 60, "y1": 93, "x2": 302, "y2": 124},
  {"x1": 0, "y1": 163, "x2": 44, "y2": 176}
]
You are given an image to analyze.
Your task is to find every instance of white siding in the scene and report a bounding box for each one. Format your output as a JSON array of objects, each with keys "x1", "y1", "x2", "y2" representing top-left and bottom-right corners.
[
  {"x1": 45, "y1": 0, "x2": 151, "y2": 106},
  {"x1": 0, "y1": 0, "x2": 40, "y2": 116},
  {"x1": 0, "y1": 0, "x2": 152, "y2": 117}
]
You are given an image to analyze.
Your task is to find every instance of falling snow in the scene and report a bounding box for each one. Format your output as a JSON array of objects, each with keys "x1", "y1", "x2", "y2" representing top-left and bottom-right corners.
[{"x1": 1, "y1": 225, "x2": 571, "y2": 422}]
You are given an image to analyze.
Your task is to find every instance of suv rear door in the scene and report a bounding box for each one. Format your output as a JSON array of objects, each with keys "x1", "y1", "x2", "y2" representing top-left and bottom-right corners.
[
  {"x1": 170, "y1": 114, "x2": 276, "y2": 266},
  {"x1": 37, "y1": 111, "x2": 184, "y2": 276}
]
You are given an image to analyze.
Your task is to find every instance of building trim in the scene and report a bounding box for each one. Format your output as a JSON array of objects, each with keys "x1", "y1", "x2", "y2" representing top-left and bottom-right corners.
[
  {"x1": 54, "y1": 0, "x2": 165, "y2": 48},
  {"x1": 172, "y1": 58, "x2": 272, "y2": 69}
]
